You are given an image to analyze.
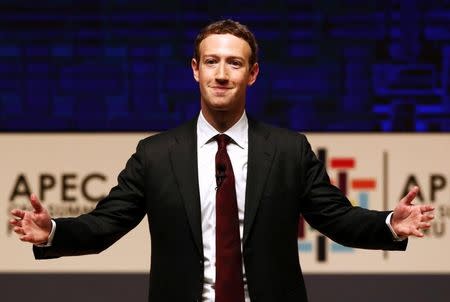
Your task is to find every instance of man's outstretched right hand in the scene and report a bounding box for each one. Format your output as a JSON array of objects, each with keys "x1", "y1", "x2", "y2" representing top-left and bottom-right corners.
[{"x1": 10, "y1": 193, "x2": 52, "y2": 245}]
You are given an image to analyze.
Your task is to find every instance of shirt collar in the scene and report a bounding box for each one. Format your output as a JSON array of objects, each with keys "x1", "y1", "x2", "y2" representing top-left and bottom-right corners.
[{"x1": 197, "y1": 111, "x2": 248, "y2": 149}]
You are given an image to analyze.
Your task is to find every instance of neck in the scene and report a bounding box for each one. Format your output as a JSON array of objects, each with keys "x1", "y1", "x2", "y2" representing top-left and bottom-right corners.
[{"x1": 201, "y1": 108, "x2": 244, "y2": 132}]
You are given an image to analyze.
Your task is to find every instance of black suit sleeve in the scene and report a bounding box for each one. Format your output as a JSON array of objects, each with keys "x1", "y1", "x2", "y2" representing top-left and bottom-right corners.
[
  {"x1": 34, "y1": 140, "x2": 147, "y2": 259},
  {"x1": 298, "y1": 135, "x2": 407, "y2": 251}
]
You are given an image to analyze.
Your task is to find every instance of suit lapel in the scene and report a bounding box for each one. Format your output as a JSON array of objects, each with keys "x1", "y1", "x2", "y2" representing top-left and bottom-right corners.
[
  {"x1": 169, "y1": 118, "x2": 203, "y2": 256},
  {"x1": 243, "y1": 119, "x2": 276, "y2": 245},
  {"x1": 167, "y1": 117, "x2": 275, "y2": 253}
]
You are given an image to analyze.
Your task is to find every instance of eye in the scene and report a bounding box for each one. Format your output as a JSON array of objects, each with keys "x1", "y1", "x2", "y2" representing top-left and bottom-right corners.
[
  {"x1": 230, "y1": 60, "x2": 243, "y2": 68},
  {"x1": 204, "y1": 58, "x2": 217, "y2": 65}
]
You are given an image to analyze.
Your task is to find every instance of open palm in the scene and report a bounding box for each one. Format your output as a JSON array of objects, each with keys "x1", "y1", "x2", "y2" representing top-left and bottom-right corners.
[
  {"x1": 10, "y1": 194, "x2": 52, "y2": 244},
  {"x1": 391, "y1": 186, "x2": 435, "y2": 238}
]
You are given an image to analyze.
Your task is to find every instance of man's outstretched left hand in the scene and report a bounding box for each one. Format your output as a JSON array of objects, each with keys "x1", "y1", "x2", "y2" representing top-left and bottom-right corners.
[{"x1": 391, "y1": 186, "x2": 435, "y2": 238}]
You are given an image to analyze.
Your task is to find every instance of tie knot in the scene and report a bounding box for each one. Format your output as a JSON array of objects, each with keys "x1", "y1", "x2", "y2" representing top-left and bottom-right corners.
[{"x1": 215, "y1": 134, "x2": 231, "y2": 150}]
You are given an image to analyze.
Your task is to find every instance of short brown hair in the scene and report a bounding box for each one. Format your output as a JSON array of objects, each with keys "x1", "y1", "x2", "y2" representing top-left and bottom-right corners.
[{"x1": 194, "y1": 19, "x2": 259, "y2": 66}]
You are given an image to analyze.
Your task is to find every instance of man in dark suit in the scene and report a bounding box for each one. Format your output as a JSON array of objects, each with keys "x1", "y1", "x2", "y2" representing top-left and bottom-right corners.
[{"x1": 10, "y1": 19, "x2": 434, "y2": 302}]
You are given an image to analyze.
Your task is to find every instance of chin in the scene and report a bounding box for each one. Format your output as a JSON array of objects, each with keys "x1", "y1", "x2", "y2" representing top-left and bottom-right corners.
[
  {"x1": 207, "y1": 100, "x2": 233, "y2": 111},
  {"x1": 202, "y1": 96, "x2": 241, "y2": 114}
]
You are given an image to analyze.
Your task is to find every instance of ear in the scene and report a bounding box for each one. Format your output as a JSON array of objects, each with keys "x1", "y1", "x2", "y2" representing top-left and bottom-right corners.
[
  {"x1": 247, "y1": 63, "x2": 259, "y2": 86},
  {"x1": 191, "y1": 58, "x2": 199, "y2": 82}
]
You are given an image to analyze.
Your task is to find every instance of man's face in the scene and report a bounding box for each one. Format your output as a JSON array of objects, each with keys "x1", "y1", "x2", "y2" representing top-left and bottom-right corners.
[{"x1": 191, "y1": 34, "x2": 259, "y2": 118}]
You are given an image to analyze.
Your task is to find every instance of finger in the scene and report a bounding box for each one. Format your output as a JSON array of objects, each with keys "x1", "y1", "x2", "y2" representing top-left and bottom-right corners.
[
  {"x1": 20, "y1": 234, "x2": 46, "y2": 245},
  {"x1": 419, "y1": 205, "x2": 435, "y2": 213},
  {"x1": 421, "y1": 213, "x2": 435, "y2": 222},
  {"x1": 19, "y1": 234, "x2": 35, "y2": 243},
  {"x1": 13, "y1": 226, "x2": 25, "y2": 235},
  {"x1": 401, "y1": 186, "x2": 419, "y2": 206},
  {"x1": 9, "y1": 218, "x2": 22, "y2": 227},
  {"x1": 418, "y1": 222, "x2": 431, "y2": 229},
  {"x1": 30, "y1": 193, "x2": 43, "y2": 213},
  {"x1": 411, "y1": 228, "x2": 424, "y2": 237},
  {"x1": 10, "y1": 209, "x2": 25, "y2": 219}
]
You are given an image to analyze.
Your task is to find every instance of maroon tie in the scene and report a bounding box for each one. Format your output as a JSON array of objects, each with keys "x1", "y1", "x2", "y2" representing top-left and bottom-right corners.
[{"x1": 214, "y1": 134, "x2": 245, "y2": 302}]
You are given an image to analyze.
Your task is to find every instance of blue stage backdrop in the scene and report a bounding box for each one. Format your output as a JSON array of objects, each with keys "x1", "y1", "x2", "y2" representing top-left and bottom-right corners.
[{"x1": 0, "y1": 0, "x2": 449, "y2": 132}]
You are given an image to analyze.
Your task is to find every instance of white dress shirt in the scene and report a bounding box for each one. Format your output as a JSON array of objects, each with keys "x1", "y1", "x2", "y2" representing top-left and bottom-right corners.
[{"x1": 197, "y1": 111, "x2": 250, "y2": 302}]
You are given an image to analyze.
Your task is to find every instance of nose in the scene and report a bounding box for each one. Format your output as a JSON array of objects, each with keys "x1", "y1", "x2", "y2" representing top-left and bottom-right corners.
[{"x1": 215, "y1": 62, "x2": 228, "y2": 82}]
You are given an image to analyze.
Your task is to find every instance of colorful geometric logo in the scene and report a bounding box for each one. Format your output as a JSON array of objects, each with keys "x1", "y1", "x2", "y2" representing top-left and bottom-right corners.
[{"x1": 298, "y1": 147, "x2": 377, "y2": 262}]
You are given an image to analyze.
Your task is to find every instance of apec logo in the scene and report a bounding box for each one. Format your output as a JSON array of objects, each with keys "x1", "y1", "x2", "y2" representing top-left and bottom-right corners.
[
  {"x1": 297, "y1": 147, "x2": 376, "y2": 262},
  {"x1": 8, "y1": 173, "x2": 107, "y2": 202},
  {"x1": 298, "y1": 146, "x2": 449, "y2": 263},
  {"x1": 6, "y1": 172, "x2": 108, "y2": 236}
]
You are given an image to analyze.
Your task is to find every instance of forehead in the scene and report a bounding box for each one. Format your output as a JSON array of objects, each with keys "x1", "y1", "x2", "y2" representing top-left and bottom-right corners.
[{"x1": 198, "y1": 33, "x2": 251, "y2": 60}]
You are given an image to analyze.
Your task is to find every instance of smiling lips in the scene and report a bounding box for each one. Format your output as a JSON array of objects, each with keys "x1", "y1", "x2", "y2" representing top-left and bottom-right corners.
[{"x1": 211, "y1": 86, "x2": 232, "y2": 95}]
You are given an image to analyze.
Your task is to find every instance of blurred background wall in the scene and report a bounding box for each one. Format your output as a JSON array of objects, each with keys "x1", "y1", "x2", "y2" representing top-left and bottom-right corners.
[{"x1": 1, "y1": 0, "x2": 449, "y2": 132}]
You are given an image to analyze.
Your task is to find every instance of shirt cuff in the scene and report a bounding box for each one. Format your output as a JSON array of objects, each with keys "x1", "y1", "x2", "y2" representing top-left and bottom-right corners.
[
  {"x1": 35, "y1": 219, "x2": 56, "y2": 247},
  {"x1": 385, "y1": 212, "x2": 406, "y2": 241}
]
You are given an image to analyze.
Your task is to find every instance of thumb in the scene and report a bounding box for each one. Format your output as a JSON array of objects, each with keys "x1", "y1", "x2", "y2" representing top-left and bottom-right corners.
[
  {"x1": 30, "y1": 193, "x2": 43, "y2": 213},
  {"x1": 401, "y1": 186, "x2": 419, "y2": 206}
]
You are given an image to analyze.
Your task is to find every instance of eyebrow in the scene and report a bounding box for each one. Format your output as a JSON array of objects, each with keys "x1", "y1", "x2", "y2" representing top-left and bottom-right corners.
[{"x1": 202, "y1": 54, "x2": 245, "y2": 61}]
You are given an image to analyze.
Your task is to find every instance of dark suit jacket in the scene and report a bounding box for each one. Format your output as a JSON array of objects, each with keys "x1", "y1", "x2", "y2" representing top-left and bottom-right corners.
[{"x1": 34, "y1": 117, "x2": 407, "y2": 302}]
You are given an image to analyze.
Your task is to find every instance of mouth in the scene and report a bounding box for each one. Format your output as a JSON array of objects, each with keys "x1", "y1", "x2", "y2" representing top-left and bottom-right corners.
[{"x1": 210, "y1": 86, "x2": 232, "y2": 95}]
